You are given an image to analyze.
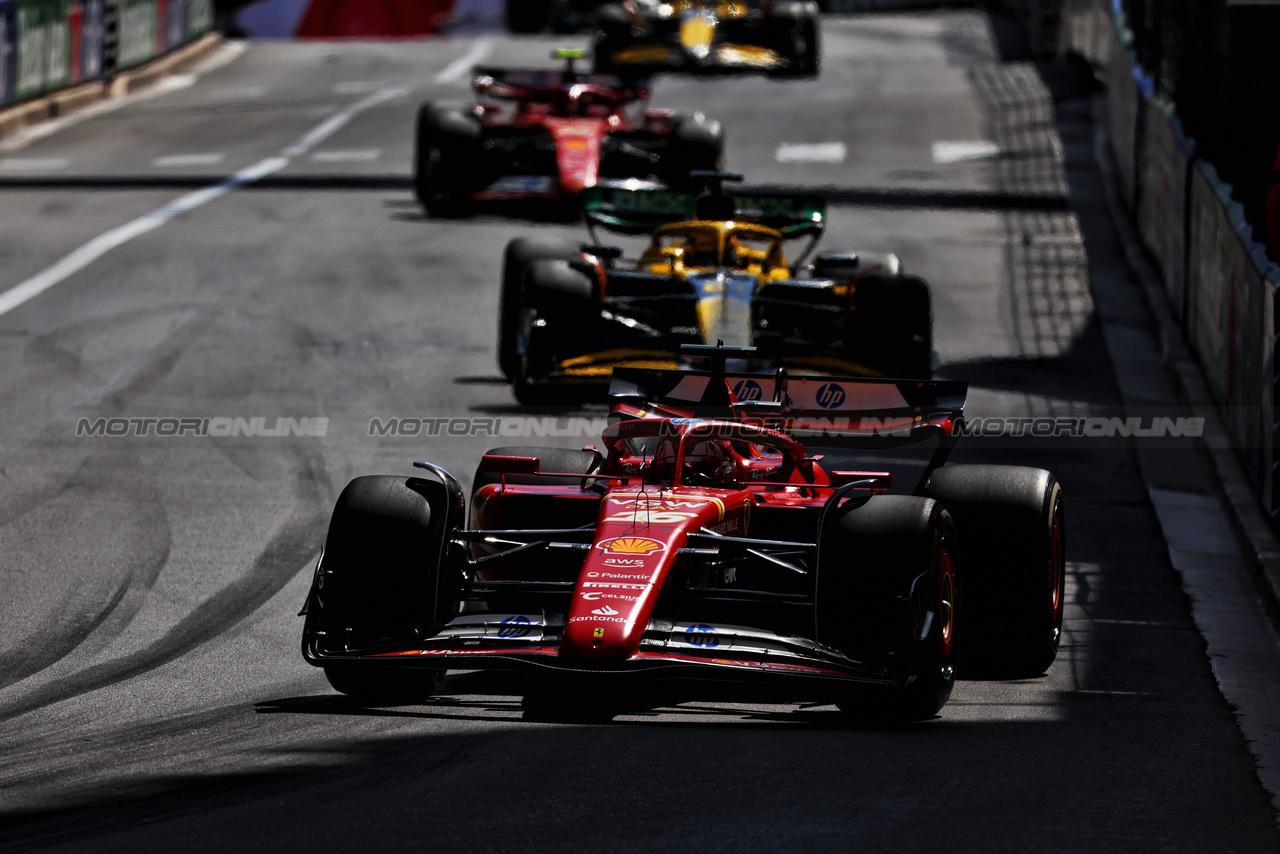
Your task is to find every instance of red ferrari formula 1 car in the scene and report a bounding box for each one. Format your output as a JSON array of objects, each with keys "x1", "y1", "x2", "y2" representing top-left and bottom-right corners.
[
  {"x1": 413, "y1": 49, "x2": 723, "y2": 216},
  {"x1": 300, "y1": 346, "x2": 1065, "y2": 721}
]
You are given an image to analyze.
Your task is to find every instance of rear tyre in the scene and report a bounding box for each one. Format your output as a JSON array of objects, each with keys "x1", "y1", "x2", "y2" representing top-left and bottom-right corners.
[
  {"x1": 816, "y1": 495, "x2": 958, "y2": 722},
  {"x1": 414, "y1": 102, "x2": 482, "y2": 216},
  {"x1": 663, "y1": 113, "x2": 725, "y2": 187},
  {"x1": 592, "y1": 4, "x2": 633, "y2": 74},
  {"x1": 849, "y1": 273, "x2": 932, "y2": 378},
  {"x1": 765, "y1": 1, "x2": 821, "y2": 79},
  {"x1": 303, "y1": 475, "x2": 454, "y2": 704},
  {"x1": 923, "y1": 466, "x2": 1065, "y2": 677},
  {"x1": 514, "y1": 260, "x2": 598, "y2": 405},
  {"x1": 499, "y1": 237, "x2": 582, "y2": 380}
]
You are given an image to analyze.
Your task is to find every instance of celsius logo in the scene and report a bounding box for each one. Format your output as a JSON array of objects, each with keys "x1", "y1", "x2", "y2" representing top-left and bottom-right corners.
[
  {"x1": 816, "y1": 383, "x2": 846, "y2": 409},
  {"x1": 497, "y1": 615, "x2": 532, "y2": 638},
  {"x1": 733, "y1": 380, "x2": 763, "y2": 402},
  {"x1": 591, "y1": 605, "x2": 620, "y2": 616}
]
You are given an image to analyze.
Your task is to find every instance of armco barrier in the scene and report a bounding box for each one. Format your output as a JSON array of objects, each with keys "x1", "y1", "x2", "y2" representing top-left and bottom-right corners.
[
  {"x1": 1, "y1": 1, "x2": 14, "y2": 107},
  {"x1": 1104, "y1": 22, "x2": 1139, "y2": 210},
  {"x1": 1063, "y1": 0, "x2": 1280, "y2": 522},
  {"x1": 1136, "y1": 97, "x2": 1194, "y2": 325}
]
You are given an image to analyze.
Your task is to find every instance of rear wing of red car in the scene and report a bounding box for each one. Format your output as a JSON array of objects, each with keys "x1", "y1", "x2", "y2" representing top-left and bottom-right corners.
[
  {"x1": 581, "y1": 185, "x2": 827, "y2": 236},
  {"x1": 608, "y1": 367, "x2": 967, "y2": 449}
]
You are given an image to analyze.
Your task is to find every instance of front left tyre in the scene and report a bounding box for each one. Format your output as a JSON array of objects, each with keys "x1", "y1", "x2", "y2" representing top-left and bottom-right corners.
[{"x1": 302, "y1": 475, "x2": 457, "y2": 703}]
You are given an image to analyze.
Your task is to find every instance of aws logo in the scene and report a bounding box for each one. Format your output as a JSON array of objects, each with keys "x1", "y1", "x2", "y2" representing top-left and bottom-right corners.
[{"x1": 733, "y1": 380, "x2": 764, "y2": 402}]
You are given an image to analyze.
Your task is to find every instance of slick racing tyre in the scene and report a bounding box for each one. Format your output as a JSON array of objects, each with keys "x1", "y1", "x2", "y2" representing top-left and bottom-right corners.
[
  {"x1": 414, "y1": 102, "x2": 482, "y2": 216},
  {"x1": 506, "y1": 0, "x2": 554, "y2": 33},
  {"x1": 499, "y1": 236, "x2": 581, "y2": 381},
  {"x1": 303, "y1": 475, "x2": 455, "y2": 704},
  {"x1": 514, "y1": 259, "x2": 597, "y2": 405},
  {"x1": 849, "y1": 272, "x2": 932, "y2": 379},
  {"x1": 764, "y1": 0, "x2": 821, "y2": 79},
  {"x1": 924, "y1": 466, "x2": 1065, "y2": 677},
  {"x1": 816, "y1": 495, "x2": 958, "y2": 722},
  {"x1": 663, "y1": 113, "x2": 725, "y2": 187},
  {"x1": 592, "y1": 4, "x2": 634, "y2": 75}
]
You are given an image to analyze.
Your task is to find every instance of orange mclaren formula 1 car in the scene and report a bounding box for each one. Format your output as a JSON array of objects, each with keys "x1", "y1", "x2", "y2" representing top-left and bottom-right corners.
[
  {"x1": 593, "y1": 0, "x2": 820, "y2": 79},
  {"x1": 498, "y1": 173, "x2": 933, "y2": 403},
  {"x1": 300, "y1": 346, "x2": 1065, "y2": 721}
]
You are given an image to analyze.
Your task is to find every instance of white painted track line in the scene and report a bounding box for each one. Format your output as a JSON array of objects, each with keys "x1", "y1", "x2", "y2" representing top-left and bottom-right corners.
[
  {"x1": 433, "y1": 38, "x2": 494, "y2": 83},
  {"x1": 776, "y1": 142, "x2": 846, "y2": 163},
  {"x1": 0, "y1": 85, "x2": 406, "y2": 320},
  {"x1": 153, "y1": 153, "x2": 225, "y2": 167},
  {"x1": 311, "y1": 149, "x2": 381, "y2": 163},
  {"x1": 932, "y1": 140, "x2": 1001, "y2": 164}
]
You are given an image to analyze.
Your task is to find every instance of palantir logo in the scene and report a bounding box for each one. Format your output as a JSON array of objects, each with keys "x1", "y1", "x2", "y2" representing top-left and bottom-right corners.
[
  {"x1": 733, "y1": 380, "x2": 763, "y2": 402},
  {"x1": 816, "y1": 383, "x2": 846, "y2": 409}
]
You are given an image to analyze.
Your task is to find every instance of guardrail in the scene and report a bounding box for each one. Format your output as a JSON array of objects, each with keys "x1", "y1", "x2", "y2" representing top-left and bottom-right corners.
[
  {"x1": 0, "y1": 0, "x2": 211, "y2": 109},
  {"x1": 1061, "y1": 0, "x2": 1280, "y2": 518}
]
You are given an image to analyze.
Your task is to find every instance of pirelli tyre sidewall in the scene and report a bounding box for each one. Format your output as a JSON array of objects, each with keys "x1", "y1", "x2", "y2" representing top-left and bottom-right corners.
[
  {"x1": 923, "y1": 465, "x2": 1065, "y2": 678},
  {"x1": 499, "y1": 237, "x2": 583, "y2": 381},
  {"x1": 817, "y1": 495, "x2": 958, "y2": 722},
  {"x1": 303, "y1": 474, "x2": 459, "y2": 703}
]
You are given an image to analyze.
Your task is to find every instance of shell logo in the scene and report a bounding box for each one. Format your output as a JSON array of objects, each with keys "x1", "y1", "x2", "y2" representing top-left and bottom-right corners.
[{"x1": 599, "y1": 537, "x2": 665, "y2": 555}]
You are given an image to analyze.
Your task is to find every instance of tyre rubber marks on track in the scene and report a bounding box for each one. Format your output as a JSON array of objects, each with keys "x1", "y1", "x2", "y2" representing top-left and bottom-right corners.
[{"x1": 0, "y1": 86, "x2": 406, "y2": 319}]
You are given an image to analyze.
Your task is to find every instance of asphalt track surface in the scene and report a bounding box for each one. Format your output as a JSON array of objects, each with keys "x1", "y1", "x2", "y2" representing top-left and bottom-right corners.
[{"x1": 0, "y1": 11, "x2": 1278, "y2": 852}]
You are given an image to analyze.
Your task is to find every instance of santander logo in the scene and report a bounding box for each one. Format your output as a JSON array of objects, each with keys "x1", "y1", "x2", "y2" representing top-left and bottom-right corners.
[{"x1": 591, "y1": 605, "x2": 620, "y2": 616}]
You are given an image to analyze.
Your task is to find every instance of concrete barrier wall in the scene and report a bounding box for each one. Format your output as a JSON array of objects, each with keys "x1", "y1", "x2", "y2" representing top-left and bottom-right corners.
[{"x1": 1062, "y1": 0, "x2": 1280, "y2": 518}]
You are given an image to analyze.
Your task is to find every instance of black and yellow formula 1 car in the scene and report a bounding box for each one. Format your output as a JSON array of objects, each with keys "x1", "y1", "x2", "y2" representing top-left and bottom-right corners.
[
  {"x1": 593, "y1": 1, "x2": 820, "y2": 79},
  {"x1": 497, "y1": 173, "x2": 933, "y2": 404}
]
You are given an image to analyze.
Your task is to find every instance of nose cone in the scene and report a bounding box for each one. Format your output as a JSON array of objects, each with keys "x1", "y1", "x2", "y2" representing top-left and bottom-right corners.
[
  {"x1": 561, "y1": 534, "x2": 670, "y2": 659},
  {"x1": 546, "y1": 118, "x2": 605, "y2": 195},
  {"x1": 690, "y1": 271, "x2": 756, "y2": 347}
]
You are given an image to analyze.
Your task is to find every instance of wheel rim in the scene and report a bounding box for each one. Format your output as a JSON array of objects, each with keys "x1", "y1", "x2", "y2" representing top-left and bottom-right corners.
[{"x1": 938, "y1": 545, "x2": 956, "y2": 661}]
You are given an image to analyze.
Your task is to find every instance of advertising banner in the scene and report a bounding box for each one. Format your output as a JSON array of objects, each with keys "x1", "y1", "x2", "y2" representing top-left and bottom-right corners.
[
  {"x1": 186, "y1": 0, "x2": 209, "y2": 38},
  {"x1": 116, "y1": 0, "x2": 156, "y2": 69},
  {"x1": 13, "y1": 0, "x2": 72, "y2": 102},
  {"x1": 0, "y1": 1, "x2": 14, "y2": 107},
  {"x1": 78, "y1": 0, "x2": 104, "y2": 83}
]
